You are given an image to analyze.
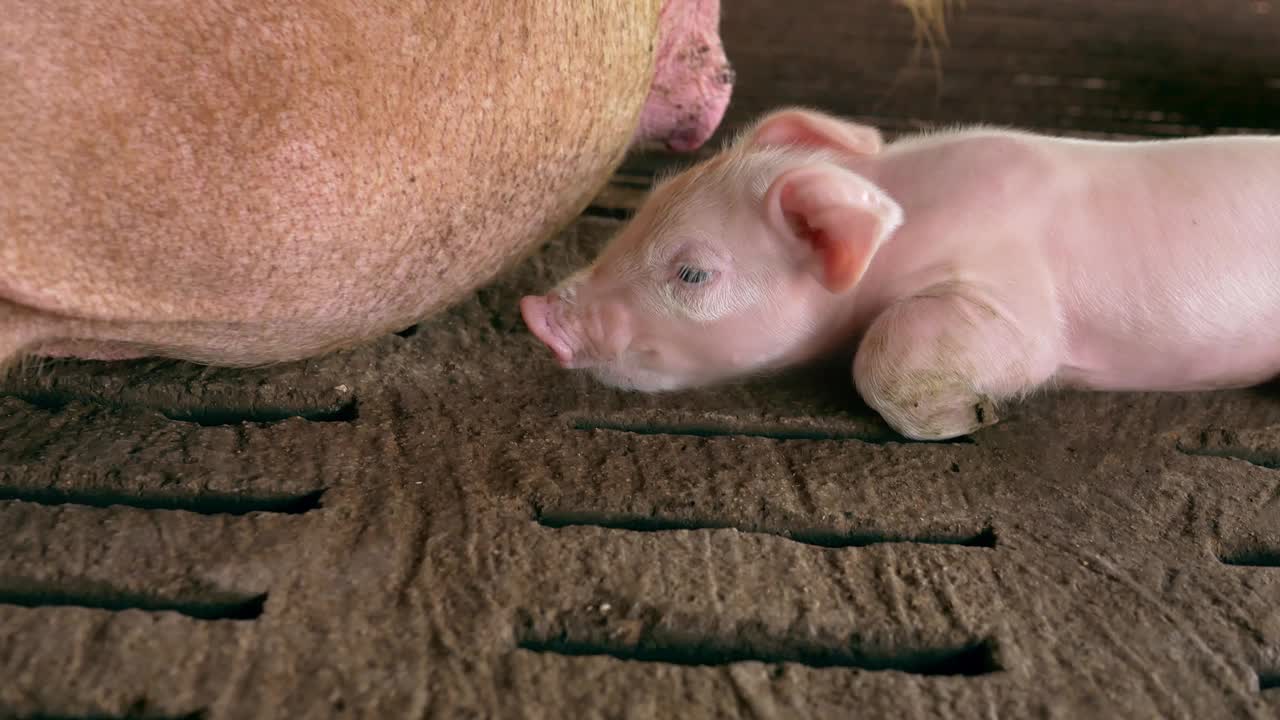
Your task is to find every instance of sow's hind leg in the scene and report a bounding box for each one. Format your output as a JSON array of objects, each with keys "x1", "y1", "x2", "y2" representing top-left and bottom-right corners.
[{"x1": 852, "y1": 287, "x2": 1060, "y2": 441}]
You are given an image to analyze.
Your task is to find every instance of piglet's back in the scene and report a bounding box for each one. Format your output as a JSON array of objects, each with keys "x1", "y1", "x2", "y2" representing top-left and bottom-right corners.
[{"x1": 1045, "y1": 135, "x2": 1280, "y2": 390}]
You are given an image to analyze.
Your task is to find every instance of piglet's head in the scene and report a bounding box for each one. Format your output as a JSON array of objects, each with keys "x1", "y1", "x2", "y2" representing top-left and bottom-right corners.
[{"x1": 521, "y1": 108, "x2": 904, "y2": 392}]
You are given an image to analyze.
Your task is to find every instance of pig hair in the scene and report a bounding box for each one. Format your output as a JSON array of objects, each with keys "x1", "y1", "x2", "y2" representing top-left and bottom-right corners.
[
  {"x1": 0, "y1": 306, "x2": 43, "y2": 382},
  {"x1": 0, "y1": 352, "x2": 20, "y2": 383},
  {"x1": 645, "y1": 140, "x2": 846, "y2": 238},
  {"x1": 3, "y1": 350, "x2": 55, "y2": 386}
]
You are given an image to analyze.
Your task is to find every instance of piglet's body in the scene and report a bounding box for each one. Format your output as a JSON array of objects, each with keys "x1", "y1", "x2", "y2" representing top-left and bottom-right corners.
[{"x1": 521, "y1": 108, "x2": 1280, "y2": 440}]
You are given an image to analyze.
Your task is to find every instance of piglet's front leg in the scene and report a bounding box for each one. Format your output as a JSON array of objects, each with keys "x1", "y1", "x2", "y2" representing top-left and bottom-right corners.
[{"x1": 853, "y1": 288, "x2": 1056, "y2": 441}]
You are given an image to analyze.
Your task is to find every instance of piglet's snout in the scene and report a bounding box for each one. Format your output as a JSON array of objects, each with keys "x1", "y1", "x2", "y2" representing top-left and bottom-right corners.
[
  {"x1": 520, "y1": 291, "x2": 635, "y2": 370},
  {"x1": 589, "y1": 301, "x2": 635, "y2": 361},
  {"x1": 520, "y1": 294, "x2": 577, "y2": 368}
]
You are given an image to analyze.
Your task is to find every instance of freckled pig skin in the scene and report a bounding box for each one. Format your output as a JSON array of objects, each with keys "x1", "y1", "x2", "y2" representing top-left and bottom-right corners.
[
  {"x1": 632, "y1": 0, "x2": 735, "y2": 153},
  {"x1": 522, "y1": 108, "x2": 1280, "y2": 440},
  {"x1": 0, "y1": 0, "x2": 733, "y2": 369}
]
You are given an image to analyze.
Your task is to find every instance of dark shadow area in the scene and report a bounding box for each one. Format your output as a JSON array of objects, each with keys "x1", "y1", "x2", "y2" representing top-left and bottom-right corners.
[
  {"x1": 1, "y1": 391, "x2": 72, "y2": 413},
  {"x1": 1218, "y1": 548, "x2": 1280, "y2": 568},
  {"x1": 0, "y1": 585, "x2": 266, "y2": 621},
  {"x1": 0, "y1": 486, "x2": 326, "y2": 516},
  {"x1": 713, "y1": 0, "x2": 1280, "y2": 143},
  {"x1": 581, "y1": 205, "x2": 635, "y2": 221},
  {"x1": 3, "y1": 391, "x2": 358, "y2": 427},
  {"x1": 161, "y1": 397, "x2": 357, "y2": 426},
  {"x1": 572, "y1": 417, "x2": 974, "y2": 445},
  {"x1": 18, "y1": 711, "x2": 205, "y2": 720},
  {"x1": 19, "y1": 714, "x2": 204, "y2": 720},
  {"x1": 1260, "y1": 670, "x2": 1280, "y2": 691},
  {"x1": 518, "y1": 636, "x2": 998, "y2": 675},
  {"x1": 12, "y1": 697, "x2": 207, "y2": 720},
  {"x1": 517, "y1": 616, "x2": 1000, "y2": 676},
  {"x1": 536, "y1": 509, "x2": 997, "y2": 549}
]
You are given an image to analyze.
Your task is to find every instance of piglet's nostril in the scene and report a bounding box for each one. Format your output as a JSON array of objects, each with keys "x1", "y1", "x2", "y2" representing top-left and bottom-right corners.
[{"x1": 520, "y1": 295, "x2": 575, "y2": 369}]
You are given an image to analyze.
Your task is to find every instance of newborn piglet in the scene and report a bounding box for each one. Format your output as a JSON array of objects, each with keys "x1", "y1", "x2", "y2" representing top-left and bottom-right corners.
[{"x1": 521, "y1": 107, "x2": 1280, "y2": 440}]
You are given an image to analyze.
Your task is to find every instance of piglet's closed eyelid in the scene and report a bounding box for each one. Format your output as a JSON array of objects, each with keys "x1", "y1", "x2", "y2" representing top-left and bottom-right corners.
[
  {"x1": 675, "y1": 264, "x2": 715, "y2": 284},
  {"x1": 671, "y1": 256, "x2": 725, "y2": 280}
]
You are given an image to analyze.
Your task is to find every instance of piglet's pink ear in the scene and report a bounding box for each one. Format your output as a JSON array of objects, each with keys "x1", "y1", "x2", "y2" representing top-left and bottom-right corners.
[
  {"x1": 747, "y1": 108, "x2": 883, "y2": 156},
  {"x1": 764, "y1": 164, "x2": 903, "y2": 294}
]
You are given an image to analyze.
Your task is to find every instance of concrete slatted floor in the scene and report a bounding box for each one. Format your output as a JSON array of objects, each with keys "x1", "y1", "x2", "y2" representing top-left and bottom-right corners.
[{"x1": 3, "y1": 0, "x2": 1280, "y2": 717}]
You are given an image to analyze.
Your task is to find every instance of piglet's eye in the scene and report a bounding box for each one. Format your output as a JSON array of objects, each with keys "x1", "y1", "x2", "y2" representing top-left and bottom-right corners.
[{"x1": 677, "y1": 265, "x2": 711, "y2": 284}]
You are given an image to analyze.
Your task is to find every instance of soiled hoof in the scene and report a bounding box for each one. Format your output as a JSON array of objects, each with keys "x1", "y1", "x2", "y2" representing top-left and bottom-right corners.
[{"x1": 872, "y1": 378, "x2": 1001, "y2": 441}]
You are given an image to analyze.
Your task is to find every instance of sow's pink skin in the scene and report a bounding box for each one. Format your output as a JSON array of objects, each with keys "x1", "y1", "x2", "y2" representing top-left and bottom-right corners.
[
  {"x1": 0, "y1": 0, "x2": 731, "y2": 371},
  {"x1": 632, "y1": 0, "x2": 734, "y2": 152},
  {"x1": 521, "y1": 107, "x2": 1280, "y2": 440}
]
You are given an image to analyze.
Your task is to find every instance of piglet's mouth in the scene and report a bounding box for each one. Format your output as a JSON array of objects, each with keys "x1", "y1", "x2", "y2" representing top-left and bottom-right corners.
[{"x1": 520, "y1": 295, "x2": 576, "y2": 369}]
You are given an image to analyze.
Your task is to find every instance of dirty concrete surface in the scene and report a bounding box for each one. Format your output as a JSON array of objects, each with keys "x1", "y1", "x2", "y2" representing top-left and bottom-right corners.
[{"x1": 3, "y1": 1, "x2": 1280, "y2": 718}]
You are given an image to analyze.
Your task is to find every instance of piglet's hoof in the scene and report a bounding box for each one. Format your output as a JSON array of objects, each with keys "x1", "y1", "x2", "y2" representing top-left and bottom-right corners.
[
  {"x1": 877, "y1": 390, "x2": 1000, "y2": 442},
  {"x1": 973, "y1": 396, "x2": 999, "y2": 429}
]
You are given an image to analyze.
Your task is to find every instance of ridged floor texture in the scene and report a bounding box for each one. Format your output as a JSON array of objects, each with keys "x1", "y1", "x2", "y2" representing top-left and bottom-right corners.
[{"x1": 3, "y1": 0, "x2": 1280, "y2": 718}]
